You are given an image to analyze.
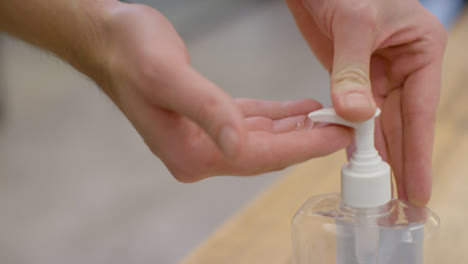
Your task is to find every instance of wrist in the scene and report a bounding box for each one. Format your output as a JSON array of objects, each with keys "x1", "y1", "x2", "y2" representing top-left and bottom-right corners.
[
  {"x1": 0, "y1": 0, "x2": 124, "y2": 91},
  {"x1": 67, "y1": 0, "x2": 124, "y2": 88}
]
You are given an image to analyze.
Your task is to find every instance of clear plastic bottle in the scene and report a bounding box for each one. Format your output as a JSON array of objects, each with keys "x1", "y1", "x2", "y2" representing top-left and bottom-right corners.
[
  {"x1": 291, "y1": 108, "x2": 440, "y2": 264},
  {"x1": 292, "y1": 194, "x2": 440, "y2": 264}
]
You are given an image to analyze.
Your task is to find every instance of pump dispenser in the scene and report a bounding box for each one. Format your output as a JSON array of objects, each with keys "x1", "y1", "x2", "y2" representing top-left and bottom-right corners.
[
  {"x1": 308, "y1": 108, "x2": 391, "y2": 208},
  {"x1": 291, "y1": 107, "x2": 440, "y2": 264}
]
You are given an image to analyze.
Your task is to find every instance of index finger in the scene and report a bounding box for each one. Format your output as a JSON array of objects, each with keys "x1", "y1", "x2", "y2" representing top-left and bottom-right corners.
[{"x1": 235, "y1": 98, "x2": 323, "y2": 119}]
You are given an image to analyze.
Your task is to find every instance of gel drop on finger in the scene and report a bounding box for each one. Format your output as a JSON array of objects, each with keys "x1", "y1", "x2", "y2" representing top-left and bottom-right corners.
[{"x1": 291, "y1": 108, "x2": 440, "y2": 264}]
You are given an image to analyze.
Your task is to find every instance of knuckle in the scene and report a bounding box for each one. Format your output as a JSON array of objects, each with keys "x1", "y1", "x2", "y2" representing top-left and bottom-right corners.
[
  {"x1": 193, "y1": 96, "x2": 224, "y2": 132},
  {"x1": 127, "y1": 3, "x2": 156, "y2": 16},
  {"x1": 419, "y1": 9, "x2": 448, "y2": 56},
  {"x1": 434, "y1": 21, "x2": 448, "y2": 51},
  {"x1": 332, "y1": 66, "x2": 370, "y2": 88},
  {"x1": 129, "y1": 60, "x2": 165, "y2": 98},
  {"x1": 163, "y1": 134, "x2": 221, "y2": 183},
  {"x1": 300, "y1": 0, "x2": 335, "y2": 31},
  {"x1": 133, "y1": 57, "x2": 183, "y2": 100},
  {"x1": 135, "y1": 59, "x2": 158, "y2": 83},
  {"x1": 336, "y1": 0, "x2": 377, "y2": 25}
]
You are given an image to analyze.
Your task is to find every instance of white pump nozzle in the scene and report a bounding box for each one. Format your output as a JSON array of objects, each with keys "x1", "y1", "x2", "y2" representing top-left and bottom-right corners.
[{"x1": 308, "y1": 108, "x2": 391, "y2": 208}]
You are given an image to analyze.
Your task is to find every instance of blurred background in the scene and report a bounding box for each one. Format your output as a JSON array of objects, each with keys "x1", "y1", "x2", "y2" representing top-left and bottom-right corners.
[
  {"x1": 0, "y1": 0, "x2": 463, "y2": 263},
  {"x1": 0, "y1": 1, "x2": 329, "y2": 263}
]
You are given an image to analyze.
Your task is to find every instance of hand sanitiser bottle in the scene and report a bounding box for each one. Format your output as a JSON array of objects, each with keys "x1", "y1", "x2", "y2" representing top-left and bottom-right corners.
[{"x1": 291, "y1": 108, "x2": 440, "y2": 264}]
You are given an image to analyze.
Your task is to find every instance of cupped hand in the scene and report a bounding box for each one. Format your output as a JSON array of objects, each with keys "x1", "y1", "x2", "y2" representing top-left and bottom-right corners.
[
  {"x1": 286, "y1": 0, "x2": 447, "y2": 205},
  {"x1": 96, "y1": 3, "x2": 351, "y2": 182}
]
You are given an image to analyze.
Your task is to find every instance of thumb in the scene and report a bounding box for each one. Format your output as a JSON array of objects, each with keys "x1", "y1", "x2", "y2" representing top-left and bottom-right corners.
[
  {"x1": 330, "y1": 8, "x2": 377, "y2": 122},
  {"x1": 156, "y1": 65, "x2": 246, "y2": 158}
]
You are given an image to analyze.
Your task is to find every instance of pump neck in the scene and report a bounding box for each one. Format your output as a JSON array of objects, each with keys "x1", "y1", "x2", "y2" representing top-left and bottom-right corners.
[{"x1": 308, "y1": 108, "x2": 391, "y2": 208}]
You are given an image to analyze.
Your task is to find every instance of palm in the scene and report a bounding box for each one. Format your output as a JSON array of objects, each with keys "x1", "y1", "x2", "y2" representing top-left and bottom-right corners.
[{"x1": 141, "y1": 99, "x2": 352, "y2": 182}]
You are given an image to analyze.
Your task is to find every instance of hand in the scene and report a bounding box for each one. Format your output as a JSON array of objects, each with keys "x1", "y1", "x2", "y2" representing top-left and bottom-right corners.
[
  {"x1": 96, "y1": 4, "x2": 351, "y2": 182},
  {"x1": 286, "y1": 0, "x2": 447, "y2": 205}
]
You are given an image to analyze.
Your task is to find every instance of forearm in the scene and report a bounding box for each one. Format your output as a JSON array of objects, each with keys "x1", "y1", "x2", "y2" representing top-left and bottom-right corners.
[{"x1": 0, "y1": 0, "x2": 119, "y2": 84}]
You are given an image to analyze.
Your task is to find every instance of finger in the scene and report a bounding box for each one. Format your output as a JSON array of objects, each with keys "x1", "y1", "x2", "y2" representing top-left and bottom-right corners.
[
  {"x1": 369, "y1": 54, "x2": 393, "y2": 196},
  {"x1": 330, "y1": 5, "x2": 377, "y2": 122},
  {"x1": 273, "y1": 115, "x2": 310, "y2": 133},
  {"x1": 374, "y1": 116, "x2": 389, "y2": 162},
  {"x1": 245, "y1": 115, "x2": 314, "y2": 134},
  {"x1": 245, "y1": 117, "x2": 273, "y2": 131},
  {"x1": 382, "y1": 89, "x2": 406, "y2": 200},
  {"x1": 369, "y1": 54, "x2": 390, "y2": 164},
  {"x1": 228, "y1": 126, "x2": 352, "y2": 175},
  {"x1": 402, "y1": 63, "x2": 441, "y2": 206},
  {"x1": 147, "y1": 65, "x2": 246, "y2": 158},
  {"x1": 235, "y1": 98, "x2": 322, "y2": 119}
]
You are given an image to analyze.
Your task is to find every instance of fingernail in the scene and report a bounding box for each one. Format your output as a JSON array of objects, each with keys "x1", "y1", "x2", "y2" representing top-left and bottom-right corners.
[
  {"x1": 296, "y1": 116, "x2": 314, "y2": 130},
  {"x1": 344, "y1": 92, "x2": 372, "y2": 110},
  {"x1": 297, "y1": 117, "x2": 330, "y2": 130},
  {"x1": 218, "y1": 126, "x2": 240, "y2": 158},
  {"x1": 313, "y1": 122, "x2": 331, "y2": 129}
]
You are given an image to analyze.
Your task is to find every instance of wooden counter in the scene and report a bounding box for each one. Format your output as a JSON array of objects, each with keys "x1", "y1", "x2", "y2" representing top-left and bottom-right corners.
[{"x1": 181, "y1": 10, "x2": 468, "y2": 264}]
